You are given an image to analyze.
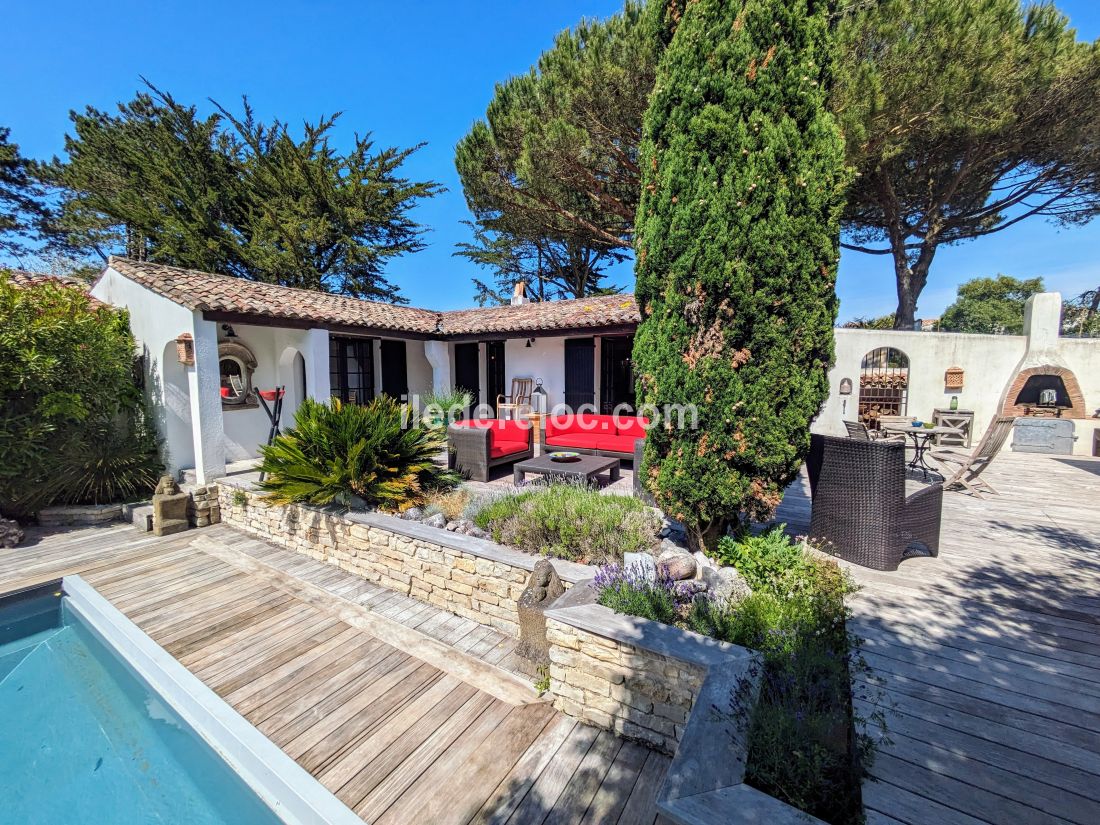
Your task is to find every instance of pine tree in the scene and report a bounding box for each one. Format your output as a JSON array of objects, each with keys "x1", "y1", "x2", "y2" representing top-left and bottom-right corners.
[
  {"x1": 633, "y1": 0, "x2": 846, "y2": 551},
  {"x1": 0, "y1": 127, "x2": 45, "y2": 261}
]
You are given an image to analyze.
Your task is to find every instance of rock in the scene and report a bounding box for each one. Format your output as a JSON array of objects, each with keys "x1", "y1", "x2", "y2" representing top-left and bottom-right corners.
[
  {"x1": 467, "y1": 526, "x2": 490, "y2": 540},
  {"x1": 403, "y1": 507, "x2": 423, "y2": 521},
  {"x1": 656, "y1": 549, "x2": 696, "y2": 581},
  {"x1": 423, "y1": 513, "x2": 447, "y2": 529},
  {"x1": 702, "y1": 565, "x2": 753, "y2": 603},
  {"x1": 452, "y1": 519, "x2": 474, "y2": 534},
  {"x1": 658, "y1": 536, "x2": 690, "y2": 555},
  {"x1": 445, "y1": 520, "x2": 459, "y2": 531},
  {"x1": 693, "y1": 551, "x2": 718, "y2": 574},
  {"x1": 0, "y1": 517, "x2": 23, "y2": 549},
  {"x1": 623, "y1": 551, "x2": 657, "y2": 581},
  {"x1": 680, "y1": 579, "x2": 709, "y2": 595},
  {"x1": 658, "y1": 515, "x2": 688, "y2": 541}
]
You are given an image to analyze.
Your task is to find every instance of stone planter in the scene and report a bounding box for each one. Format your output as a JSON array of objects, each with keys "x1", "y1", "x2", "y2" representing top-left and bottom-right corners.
[{"x1": 37, "y1": 503, "x2": 124, "y2": 526}]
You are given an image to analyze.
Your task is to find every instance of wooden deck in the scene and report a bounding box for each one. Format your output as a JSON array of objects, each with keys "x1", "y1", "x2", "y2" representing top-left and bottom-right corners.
[
  {"x1": 0, "y1": 523, "x2": 669, "y2": 824},
  {"x1": 776, "y1": 451, "x2": 1100, "y2": 825}
]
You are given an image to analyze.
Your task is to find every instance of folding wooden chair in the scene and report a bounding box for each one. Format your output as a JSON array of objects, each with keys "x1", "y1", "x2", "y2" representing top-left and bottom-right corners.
[{"x1": 928, "y1": 415, "x2": 1015, "y2": 498}]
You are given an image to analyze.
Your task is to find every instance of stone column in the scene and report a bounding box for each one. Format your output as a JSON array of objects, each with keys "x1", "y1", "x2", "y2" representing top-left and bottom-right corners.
[
  {"x1": 302, "y1": 328, "x2": 331, "y2": 402},
  {"x1": 187, "y1": 315, "x2": 226, "y2": 484},
  {"x1": 424, "y1": 340, "x2": 452, "y2": 394}
]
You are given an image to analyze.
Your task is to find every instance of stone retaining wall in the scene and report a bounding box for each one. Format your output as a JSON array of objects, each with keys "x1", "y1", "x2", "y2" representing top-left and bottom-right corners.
[
  {"x1": 216, "y1": 482, "x2": 588, "y2": 637},
  {"x1": 38, "y1": 503, "x2": 124, "y2": 526},
  {"x1": 546, "y1": 617, "x2": 705, "y2": 754},
  {"x1": 213, "y1": 480, "x2": 756, "y2": 764}
]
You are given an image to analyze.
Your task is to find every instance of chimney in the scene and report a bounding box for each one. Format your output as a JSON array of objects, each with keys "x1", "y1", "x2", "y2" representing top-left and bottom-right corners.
[{"x1": 511, "y1": 281, "x2": 529, "y2": 306}]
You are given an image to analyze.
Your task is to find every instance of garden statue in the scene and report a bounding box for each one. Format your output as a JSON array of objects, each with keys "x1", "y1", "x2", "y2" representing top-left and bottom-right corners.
[
  {"x1": 152, "y1": 475, "x2": 190, "y2": 537},
  {"x1": 515, "y1": 560, "x2": 565, "y2": 672},
  {"x1": 0, "y1": 517, "x2": 23, "y2": 549}
]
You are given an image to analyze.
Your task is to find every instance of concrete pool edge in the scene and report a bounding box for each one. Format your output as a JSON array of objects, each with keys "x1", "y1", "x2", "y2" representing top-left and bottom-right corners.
[{"x1": 61, "y1": 575, "x2": 363, "y2": 825}]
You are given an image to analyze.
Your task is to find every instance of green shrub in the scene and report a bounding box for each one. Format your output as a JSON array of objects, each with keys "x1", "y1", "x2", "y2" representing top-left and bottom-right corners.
[
  {"x1": 258, "y1": 396, "x2": 458, "y2": 509},
  {"x1": 713, "y1": 526, "x2": 809, "y2": 595},
  {"x1": 593, "y1": 563, "x2": 689, "y2": 625},
  {"x1": 419, "y1": 387, "x2": 473, "y2": 426},
  {"x1": 472, "y1": 484, "x2": 659, "y2": 563},
  {"x1": 0, "y1": 273, "x2": 162, "y2": 516}
]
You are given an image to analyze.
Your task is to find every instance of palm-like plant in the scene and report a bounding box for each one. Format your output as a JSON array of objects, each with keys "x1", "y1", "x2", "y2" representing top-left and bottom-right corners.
[{"x1": 258, "y1": 396, "x2": 459, "y2": 509}]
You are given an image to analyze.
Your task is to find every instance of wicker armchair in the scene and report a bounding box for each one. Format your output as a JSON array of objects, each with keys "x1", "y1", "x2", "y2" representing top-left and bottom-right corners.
[
  {"x1": 447, "y1": 420, "x2": 534, "y2": 482},
  {"x1": 806, "y1": 434, "x2": 942, "y2": 571}
]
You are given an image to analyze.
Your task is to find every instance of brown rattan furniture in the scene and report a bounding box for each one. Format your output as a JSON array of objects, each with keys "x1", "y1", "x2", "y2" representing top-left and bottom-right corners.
[
  {"x1": 447, "y1": 419, "x2": 534, "y2": 482},
  {"x1": 497, "y1": 378, "x2": 535, "y2": 420},
  {"x1": 806, "y1": 434, "x2": 942, "y2": 571},
  {"x1": 928, "y1": 415, "x2": 1015, "y2": 498}
]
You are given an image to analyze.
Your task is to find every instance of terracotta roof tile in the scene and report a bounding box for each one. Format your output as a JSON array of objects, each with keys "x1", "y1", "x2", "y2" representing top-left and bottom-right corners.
[
  {"x1": 105, "y1": 257, "x2": 441, "y2": 334},
  {"x1": 102, "y1": 257, "x2": 641, "y2": 337},
  {"x1": 439, "y1": 294, "x2": 640, "y2": 336}
]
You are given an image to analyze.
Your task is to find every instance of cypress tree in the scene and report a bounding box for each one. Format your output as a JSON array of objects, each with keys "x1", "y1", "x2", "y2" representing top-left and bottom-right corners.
[{"x1": 633, "y1": 0, "x2": 846, "y2": 551}]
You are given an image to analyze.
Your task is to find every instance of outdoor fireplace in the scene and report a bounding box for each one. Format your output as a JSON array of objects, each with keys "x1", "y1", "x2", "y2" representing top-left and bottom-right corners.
[{"x1": 999, "y1": 294, "x2": 1087, "y2": 420}]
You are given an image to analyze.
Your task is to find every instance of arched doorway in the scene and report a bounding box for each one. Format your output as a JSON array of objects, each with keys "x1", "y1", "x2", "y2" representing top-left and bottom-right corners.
[
  {"x1": 277, "y1": 347, "x2": 307, "y2": 423},
  {"x1": 159, "y1": 339, "x2": 195, "y2": 473},
  {"x1": 858, "y1": 347, "x2": 909, "y2": 430}
]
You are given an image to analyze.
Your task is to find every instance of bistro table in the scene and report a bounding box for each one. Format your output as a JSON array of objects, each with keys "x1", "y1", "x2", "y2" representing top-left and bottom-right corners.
[
  {"x1": 513, "y1": 453, "x2": 620, "y2": 487},
  {"x1": 882, "y1": 424, "x2": 960, "y2": 481}
]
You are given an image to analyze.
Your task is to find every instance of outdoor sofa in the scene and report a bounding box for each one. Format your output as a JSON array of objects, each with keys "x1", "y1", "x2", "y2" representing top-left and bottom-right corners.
[
  {"x1": 448, "y1": 419, "x2": 534, "y2": 482},
  {"x1": 540, "y1": 413, "x2": 648, "y2": 461},
  {"x1": 806, "y1": 433, "x2": 942, "y2": 571}
]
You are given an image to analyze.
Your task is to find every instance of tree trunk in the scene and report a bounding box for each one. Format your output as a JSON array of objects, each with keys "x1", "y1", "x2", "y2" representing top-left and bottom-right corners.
[
  {"x1": 891, "y1": 242, "x2": 938, "y2": 330},
  {"x1": 685, "y1": 518, "x2": 730, "y2": 555}
]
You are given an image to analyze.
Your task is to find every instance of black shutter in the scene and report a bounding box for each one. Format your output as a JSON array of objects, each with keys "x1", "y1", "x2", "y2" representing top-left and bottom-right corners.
[
  {"x1": 564, "y1": 338, "x2": 595, "y2": 412},
  {"x1": 454, "y1": 342, "x2": 480, "y2": 417},
  {"x1": 380, "y1": 339, "x2": 408, "y2": 399},
  {"x1": 486, "y1": 341, "x2": 505, "y2": 415}
]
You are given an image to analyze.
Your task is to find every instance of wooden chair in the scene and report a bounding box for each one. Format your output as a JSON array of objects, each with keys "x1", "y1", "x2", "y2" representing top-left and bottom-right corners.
[
  {"x1": 928, "y1": 415, "x2": 1015, "y2": 498},
  {"x1": 497, "y1": 378, "x2": 534, "y2": 420}
]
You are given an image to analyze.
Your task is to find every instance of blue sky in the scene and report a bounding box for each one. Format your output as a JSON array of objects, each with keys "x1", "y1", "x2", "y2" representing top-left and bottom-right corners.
[{"x1": 4, "y1": 0, "x2": 1098, "y2": 320}]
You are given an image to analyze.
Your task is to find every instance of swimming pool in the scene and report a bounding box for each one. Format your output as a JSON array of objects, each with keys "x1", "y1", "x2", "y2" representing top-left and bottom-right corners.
[{"x1": 0, "y1": 577, "x2": 361, "y2": 825}]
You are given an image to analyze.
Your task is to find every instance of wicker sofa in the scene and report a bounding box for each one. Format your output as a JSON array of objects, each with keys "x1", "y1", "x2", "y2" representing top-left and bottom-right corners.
[
  {"x1": 540, "y1": 413, "x2": 648, "y2": 460},
  {"x1": 805, "y1": 433, "x2": 942, "y2": 571},
  {"x1": 447, "y1": 419, "x2": 534, "y2": 482}
]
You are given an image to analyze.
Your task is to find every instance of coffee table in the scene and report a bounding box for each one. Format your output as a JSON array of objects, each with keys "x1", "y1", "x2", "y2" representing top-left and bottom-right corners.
[{"x1": 513, "y1": 454, "x2": 620, "y2": 486}]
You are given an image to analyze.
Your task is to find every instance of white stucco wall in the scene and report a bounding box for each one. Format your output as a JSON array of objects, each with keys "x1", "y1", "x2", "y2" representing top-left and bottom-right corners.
[
  {"x1": 406, "y1": 340, "x2": 433, "y2": 397},
  {"x1": 504, "y1": 336, "x2": 567, "y2": 410},
  {"x1": 815, "y1": 328, "x2": 1100, "y2": 455},
  {"x1": 91, "y1": 267, "x2": 212, "y2": 477}
]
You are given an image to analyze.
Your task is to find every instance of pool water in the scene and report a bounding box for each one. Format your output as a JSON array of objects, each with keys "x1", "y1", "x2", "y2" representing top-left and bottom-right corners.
[{"x1": 0, "y1": 584, "x2": 283, "y2": 824}]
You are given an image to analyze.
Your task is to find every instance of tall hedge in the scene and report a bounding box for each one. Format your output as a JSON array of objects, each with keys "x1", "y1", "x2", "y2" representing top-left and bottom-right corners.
[
  {"x1": 0, "y1": 273, "x2": 162, "y2": 516},
  {"x1": 633, "y1": 0, "x2": 846, "y2": 550}
]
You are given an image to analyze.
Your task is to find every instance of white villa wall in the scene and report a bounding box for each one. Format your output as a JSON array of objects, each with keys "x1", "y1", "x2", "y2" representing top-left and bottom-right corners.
[
  {"x1": 504, "y1": 336, "x2": 566, "y2": 410},
  {"x1": 817, "y1": 328, "x2": 1100, "y2": 455},
  {"x1": 405, "y1": 339, "x2": 433, "y2": 397},
  {"x1": 91, "y1": 268, "x2": 212, "y2": 476}
]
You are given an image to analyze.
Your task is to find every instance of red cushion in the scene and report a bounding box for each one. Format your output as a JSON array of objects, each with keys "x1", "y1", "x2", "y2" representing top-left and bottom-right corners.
[
  {"x1": 545, "y1": 434, "x2": 603, "y2": 450},
  {"x1": 615, "y1": 417, "x2": 649, "y2": 438},
  {"x1": 545, "y1": 414, "x2": 615, "y2": 438},
  {"x1": 490, "y1": 440, "x2": 528, "y2": 458},
  {"x1": 597, "y1": 436, "x2": 639, "y2": 454}
]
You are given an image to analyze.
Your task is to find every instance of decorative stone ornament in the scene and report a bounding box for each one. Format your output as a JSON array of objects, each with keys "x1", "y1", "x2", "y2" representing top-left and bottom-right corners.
[
  {"x1": 944, "y1": 366, "x2": 964, "y2": 390},
  {"x1": 152, "y1": 475, "x2": 190, "y2": 537},
  {"x1": 175, "y1": 333, "x2": 194, "y2": 365},
  {"x1": 515, "y1": 560, "x2": 566, "y2": 671},
  {"x1": 838, "y1": 377, "x2": 853, "y2": 395},
  {"x1": 0, "y1": 517, "x2": 24, "y2": 549}
]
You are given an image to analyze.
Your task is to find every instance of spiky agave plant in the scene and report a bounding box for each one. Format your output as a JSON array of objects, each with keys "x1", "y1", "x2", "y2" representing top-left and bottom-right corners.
[{"x1": 258, "y1": 396, "x2": 459, "y2": 509}]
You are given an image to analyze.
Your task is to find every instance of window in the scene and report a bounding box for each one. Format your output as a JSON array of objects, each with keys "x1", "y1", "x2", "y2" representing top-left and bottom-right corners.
[
  {"x1": 218, "y1": 341, "x2": 258, "y2": 408},
  {"x1": 858, "y1": 347, "x2": 909, "y2": 428},
  {"x1": 330, "y1": 336, "x2": 374, "y2": 405}
]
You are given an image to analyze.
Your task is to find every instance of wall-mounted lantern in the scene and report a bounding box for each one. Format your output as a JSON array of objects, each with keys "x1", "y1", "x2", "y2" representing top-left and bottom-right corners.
[
  {"x1": 839, "y1": 377, "x2": 853, "y2": 396},
  {"x1": 944, "y1": 366, "x2": 964, "y2": 390},
  {"x1": 175, "y1": 333, "x2": 194, "y2": 366}
]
